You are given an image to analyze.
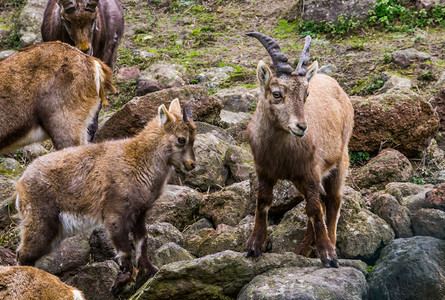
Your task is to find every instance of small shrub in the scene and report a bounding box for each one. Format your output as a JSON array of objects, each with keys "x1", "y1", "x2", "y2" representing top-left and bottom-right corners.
[{"x1": 349, "y1": 151, "x2": 370, "y2": 165}]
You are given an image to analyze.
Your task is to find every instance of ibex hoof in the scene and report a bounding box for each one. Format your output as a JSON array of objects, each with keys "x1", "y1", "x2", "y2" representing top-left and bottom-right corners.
[
  {"x1": 320, "y1": 256, "x2": 339, "y2": 268},
  {"x1": 110, "y1": 271, "x2": 132, "y2": 298},
  {"x1": 134, "y1": 267, "x2": 159, "y2": 290}
]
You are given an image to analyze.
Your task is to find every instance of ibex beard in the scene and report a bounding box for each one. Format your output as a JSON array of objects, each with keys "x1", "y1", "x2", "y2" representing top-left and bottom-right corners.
[
  {"x1": 15, "y1": 99, "x2": 196, "y2": 296},
  {"x1": 245, "y1": 32, "x2": 354, "y2": 268}
]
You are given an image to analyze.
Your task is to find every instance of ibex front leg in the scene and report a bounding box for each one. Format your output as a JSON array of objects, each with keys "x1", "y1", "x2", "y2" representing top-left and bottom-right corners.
[
  {"x1": 106, "y1": 216, "x2": 134, "y2": 297},
  {"x1": 247, "y1": 177, "x2": 276, "y2": 258},
  {"x1": 303, "y1": 180, "x2": 339, "y2": 268}
]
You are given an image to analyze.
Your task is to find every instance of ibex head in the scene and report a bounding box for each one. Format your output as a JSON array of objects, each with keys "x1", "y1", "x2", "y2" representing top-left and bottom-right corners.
[
  {"x1": 158, "y1": 99, "x2": 196, "y2": 172},
  {"x1": 58, "y1": 0, "x2": 99, "y2": 55},
  {"x1": 247, "y1": 32, "x2": 318, "y2": 138}
]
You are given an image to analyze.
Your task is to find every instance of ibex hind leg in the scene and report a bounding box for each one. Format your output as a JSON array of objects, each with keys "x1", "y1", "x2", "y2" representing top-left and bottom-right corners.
[{"x1": 17, "y1": 213, "x2": 60, "y2": 266}]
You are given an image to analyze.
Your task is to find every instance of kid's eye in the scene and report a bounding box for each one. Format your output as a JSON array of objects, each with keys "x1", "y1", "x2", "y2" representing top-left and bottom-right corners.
[
  {"x1": 178, "y1": 137, "x2": 186, "y2": 144},
  {"x1": 272, "y1": 91, "x2": 282, "y2": 99}
]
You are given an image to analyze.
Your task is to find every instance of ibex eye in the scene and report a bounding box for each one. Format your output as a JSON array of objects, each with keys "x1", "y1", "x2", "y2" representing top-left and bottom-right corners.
[
  {"x1": 272, "y1": 91, "x2": 281, "y2": 99},
  {"x1": 178, "y1": 137, "x2": 186, "y2": 144}
]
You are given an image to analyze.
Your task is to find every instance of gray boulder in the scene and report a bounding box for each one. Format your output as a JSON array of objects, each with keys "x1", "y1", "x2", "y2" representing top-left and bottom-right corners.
[
  {"x1": 35, "y1": 234, "x2": 90, "y2": 279},
  {"x1": 393, "y1": 48, "x2": 431, "y2": 67},
  {"x1": 301, "y1": 0, "x2": 377, "y2": 22},
  {"x1": 199, "y1": 181, "x2": 251, "y2": 227},
  {"x1": 412, "y1": 208, "x2": 445, "y2": 238},
  {"x1": 367, "y1": 236, "x2": 445, "y2": 299},
  {"x1": 270, "y1": 202, "x2": 307, "y2": 253},
  {"x1": 151, "y1": 242, "x2": 195, "y2": 267},
  {"x1": 224, "y1": 145, "x2": 254, "y2": 184},
  {"x1": 195, "y1": 121, "x2": 236, "y2": 145},
  {"x1": 385, "y1": 182, "x2": 431, "y2": 203},
  {"x1": 238, "y1": 266, "x2": 368, "y2": 300},
  {"x1": 138, "y1": 62, "x2": 186, "y2": 90},
  {"x1": 182, "y1": 132, "x2": 230, "y2": 191},
  {"x1": 0, "y1": 50, "x2": 15, "y2": 59},
  {"x1": 197, "y1": 66, "x2": 235, "y2": 90},
  {"x1": 147, "y1": 185, "x2": 202, "y2": 231},
  {"x1": 337, "y1": 187, "x2": 395, "y2": 260},
  {"x1": 67, "y1": 260, "x2": 119, "y2": 300},
  {"x1": 403, "y1": 189, "x2": 432, "y2": 213},
  {"x1": 88, "y1": 227, "x2": 116, "y2": 263},
  {"x1": 378, "y1": 75, "x2": 412, "y2": 93},
  {"x1": 352, "y1": 149, "x2": 413, "y2": 189},
  {"x1": 214, "y1": 86, "x2": 258, "y2": 112},
  {"x1": 18, "y1": 0, "x2": 45, "y2": 47},
  {"x1": 146, "y1": 222, "x2": 184, "y2": 255},
  {"x1": 219, "y1": 110, "x2": 252, "y2": 129},
  {"x1": 130, "y1": 250, "x2": 368, "y2": 300},
  {"x1": 21, "y1": 144, "x2": 48, "y2": 163},
  {"x1": 183, "y1": 223, "x2": 265, "y2": 257}
]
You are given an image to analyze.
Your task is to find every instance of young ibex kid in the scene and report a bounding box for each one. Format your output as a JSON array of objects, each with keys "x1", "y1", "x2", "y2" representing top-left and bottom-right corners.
[
  {"x1": 245, "y1": 32, "x2": 354, "y2": 268},
  {"x1": 15, "y1": 99, "x2": 196, "y2": 296}
]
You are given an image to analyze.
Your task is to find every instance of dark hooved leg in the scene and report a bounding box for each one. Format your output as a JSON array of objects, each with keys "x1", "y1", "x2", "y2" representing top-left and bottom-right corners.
[
  {"x1": 304, "y1": 180, "x2": 338, "y2": 268},
  {"x1": 107, "y1": 218, "x2": 134, "y2": 297},
  {"x1": 17, "y1": 214, "x2": 60, "y2": 266},
  {"x1": 246, "y1": 176, "x2": 276, "y2": 258},
  {"x1": 132, "y1": 212, "x2": 158, "y2": 290}
]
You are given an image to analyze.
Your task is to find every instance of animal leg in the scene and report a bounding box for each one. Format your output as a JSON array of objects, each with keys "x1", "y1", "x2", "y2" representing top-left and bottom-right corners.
[
  {"x1": 246, "y1": 176, "x2": 276, "y2": 258},
  {"x1": 295, "y1": 220, "x2": 315, "y2": 257},
  {"x1": 87, "y1": 104, "x2": 101, "y2": 142},
  {"x1": 321, "y1": 169, "x2": 343, "y2": 248},
  {"x1": 17, "y1": 213, "x2": 60, "y2": 266},
  {"x1": 106, "y1": 218, "x2": 133, "y2": 297},
  {"x1": 304, "y1": 180, "x2": 338, "y2": 268},
  {"x1": 132, "y1": 212, "x2": 158, "y2": 290}
]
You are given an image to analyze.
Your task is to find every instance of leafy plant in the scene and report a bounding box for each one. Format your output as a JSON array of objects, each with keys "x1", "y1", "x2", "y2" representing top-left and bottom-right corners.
[
  {"x1": 350, "y1": 151, "x2": 371, "y2": 165},
  {"x1": 417, "y1": 70, "x2": 436, "y2": 81}
]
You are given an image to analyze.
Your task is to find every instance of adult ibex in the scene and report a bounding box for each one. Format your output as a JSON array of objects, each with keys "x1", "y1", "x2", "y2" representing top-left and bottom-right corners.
[
  {"x1": 0, "y1": 266, "x2": 85, "y2": 300},
  {"x1": 245, "y1": 32, "x2": 354, "y2": 268},
  {"x1": 15, "y1": 99, "x2": 196, "y2": 296},
  {"x1": 41, "y1": 0, "x2": 124, "y2": 69},
  {"x1": 42, "y1": 0, "x2": 124, "y2": 140},
  {"x1": 0, "y1": 41, "x2": 115, "y2": 155}
]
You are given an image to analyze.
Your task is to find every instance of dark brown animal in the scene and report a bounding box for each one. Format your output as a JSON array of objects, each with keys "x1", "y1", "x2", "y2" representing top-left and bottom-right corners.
[
  {"x1": 41, "y1": 0, "x2": 124, "y2": 69},
  {"x1": 0, "y1": 41, "x2": 115, "y2": 155},
  {"x1": 15, "y1": 99, "x2": 196, "y2": 296},
  {"x1": 41, "y1": 0, "x2": 124, "y2": 140},
  {"x1": 245, "y1": 32, "x2": 354, "y2": 267}
]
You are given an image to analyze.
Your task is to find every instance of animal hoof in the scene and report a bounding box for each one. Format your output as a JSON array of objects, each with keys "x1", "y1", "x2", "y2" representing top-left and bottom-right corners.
[
  {"x1": 246, "y1": 247, "x2": 261, "y2": 259},
  {"x1": 110, "y1": 271, "x2": 132, "y2": 297},
  {"x1": 330, "y1": 258, "x2": 339, "y2": 268},
  {"x1": 134, "y1": 267, "x2": 159, "y2": 290}
]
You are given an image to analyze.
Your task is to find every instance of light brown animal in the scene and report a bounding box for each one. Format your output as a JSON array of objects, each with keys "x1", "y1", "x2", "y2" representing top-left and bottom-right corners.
[
  {"x1": 0, "y1": 41, "x2": 115, "y2": 154},
  {"x1": 0, "y1": 265, "x2": 85, "y2": 300},
  {"x1": 245, "y1": 32, "x2": 354, "y2": 267},
  {"x1": 15, "y1": 99, "x2": 196, "y2": 296}
]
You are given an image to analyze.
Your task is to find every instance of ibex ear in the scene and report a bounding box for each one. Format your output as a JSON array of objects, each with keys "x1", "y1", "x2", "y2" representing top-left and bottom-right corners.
[
  {"x1": 257, "y1": 60, "x2": 272, "y2": 87},
  {"x1": 306, "y1": 61, "x2": 318, "y2": 82},
  {"x1": 168, "y1": 98, "x2": 181, "y2": 117},
  {"x1": 158, "y1": 104, "x2": 174, "y2": 126}
]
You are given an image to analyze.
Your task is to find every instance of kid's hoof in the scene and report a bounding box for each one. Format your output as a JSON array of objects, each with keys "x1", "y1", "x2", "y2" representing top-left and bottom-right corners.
[
  {"x1": 110, "y1": 271, "x2": 132, "y2": 297},
  {"x1": 134, "y1": 267, "x2": 159, "y2": 290}
]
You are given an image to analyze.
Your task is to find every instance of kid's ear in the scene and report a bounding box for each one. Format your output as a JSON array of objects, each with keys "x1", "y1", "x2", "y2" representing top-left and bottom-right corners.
[
  {"x1": 257, "y1": 60, "x2": 272, "y2": 87},
  {"x1": 158, "y1": 104, "x2": 174, "y2": 126},
  {"x1": 168, "y1": 98, "x2": 181, "y2": 116},
  {"x1": 306, "y1": 61, "x2": 318, "y2": 82}
]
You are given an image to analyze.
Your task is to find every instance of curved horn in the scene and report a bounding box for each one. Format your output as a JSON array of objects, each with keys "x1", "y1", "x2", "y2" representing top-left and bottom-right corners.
[
  {"x1": 295, "y1": 36, "x2": 312, "y2": 76},
  {"x1": 183, "y1": 107, "x2": 188, "y2": 123},
  {"x1": 187, "y1": 103, "x2": 192, "y2": 119},
  {"x1": 60, "y1": 0, "x2": 76, "y2": 12},
  {"x1": 86, "y1": 0, "x2": 99, "y2": 12},
  {"x1": 246, "y1": 32, "x2": 293, "y2": 77}
]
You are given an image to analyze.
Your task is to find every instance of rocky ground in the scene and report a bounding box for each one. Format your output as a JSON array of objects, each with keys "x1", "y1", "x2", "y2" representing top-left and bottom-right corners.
[{"x1": 1, "y1": 0, "x2": 445, "y2": 299}]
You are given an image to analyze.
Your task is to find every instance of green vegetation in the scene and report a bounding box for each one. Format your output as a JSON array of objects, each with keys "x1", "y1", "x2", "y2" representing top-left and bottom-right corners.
[
  {"x1": 350, "y1": 151, "x2": 371, "y2": 165},
  {"x1": 297, "y1": 0, "x2": 445, "y2": 36},
  {"x1": 352, "y1": 74, "x2": 386, "y2": 96},
  {"x1": 417, "y1": 70, "x2": 436, "y2": 81}
]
